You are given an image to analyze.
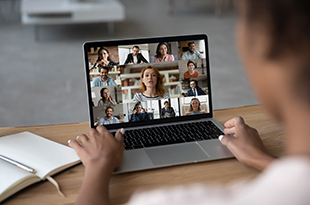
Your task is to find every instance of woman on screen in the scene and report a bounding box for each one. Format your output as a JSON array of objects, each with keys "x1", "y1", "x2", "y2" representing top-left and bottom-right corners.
[
  {"x1": 183, "y1": 60, "x2": 199, "y2": 79},
  {"x1": 186, "y1": 97, "x2": 206, "y2": 115},
  {"x1": 154, "y1": 42, "x2": 174, "y2": 62},
  {"x1": 133, "y1": 65, "x2": 170, "y2": 102},
  {"x1": 91, "y1": 47, "x2": 118, "y2": 70},
  {"x1": 97, "y1": 87, "x2": 116, "y2": 107}
]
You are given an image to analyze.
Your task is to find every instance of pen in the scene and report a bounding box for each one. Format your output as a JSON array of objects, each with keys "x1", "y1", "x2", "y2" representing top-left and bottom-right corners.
[{"x1": 0, "y1": 154, "x2": 36, "y2": 174}]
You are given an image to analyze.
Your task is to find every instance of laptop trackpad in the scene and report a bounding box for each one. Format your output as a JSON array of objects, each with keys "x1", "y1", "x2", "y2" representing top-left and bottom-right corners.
[{"x1": 145, "y1": 143, "x2": 210, "y2": 166}]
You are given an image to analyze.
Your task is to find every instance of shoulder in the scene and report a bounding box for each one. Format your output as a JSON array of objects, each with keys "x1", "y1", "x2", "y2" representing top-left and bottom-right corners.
[
  {"x1": 94, "y1": 76, "x2": 100, "y2": 81},
  {"x1": 183, "y1": 51, "x2": 189, "y2": 56},
  {"x1": 133, "y1": 93, "x2": 143, "y2": 102}
]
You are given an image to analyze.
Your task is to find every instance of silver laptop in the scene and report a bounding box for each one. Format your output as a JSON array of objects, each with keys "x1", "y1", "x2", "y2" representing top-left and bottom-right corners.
[{"x1": 83, "y1": 34, "x2": 234, "y2": 173}]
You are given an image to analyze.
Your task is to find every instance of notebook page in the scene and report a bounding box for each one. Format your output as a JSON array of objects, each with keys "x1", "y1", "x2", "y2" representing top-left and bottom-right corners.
[
  {"x1": 0, "y1": 159, "x2": 36, "y2": 194},
  {"x1": 0, "y1": 132, "x2": 80, "y2": 179}
]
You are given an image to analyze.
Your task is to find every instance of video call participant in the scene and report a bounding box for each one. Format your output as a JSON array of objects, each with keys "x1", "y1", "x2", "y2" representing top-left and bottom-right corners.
[
  {"x1": 183, "y1": 60, "x2": 199, "y2": 79},
  {"x1": 131, "y1": 103, "x2": 152, "y2": 122},
  {"x1": 161, "y1": 101, "x2": 175, "y2": 118},
  {"x1": 181, "y1": 41, "x2": 203, "y2": 60},
  {"x1": 154, "y1": 42, "x2": 175, "y2": 62},
  {"x1": 124, "y1": 46, "x2": 149, "y2": 65},
  {"x1": 187, "y1": 80, "x2": 206, "y2": 96},
  {"x1": 186, "y1": 98, "x2": 206, "y2": 115},
  {"x1": 133, "y1": 65, "x2": 170, "y2": 102},
  {"x1": 91, "y1": 47, "x2": 118, "y2": 69},
  {"x1": 97, "y1": 87, "x2": 116, "y2": 107},
  {"x1": 98, "y1": 107, "x2": 119, "y2": 125},
  {"x1": 92, "y1": 67, "x2": 117, "y2": 87}
]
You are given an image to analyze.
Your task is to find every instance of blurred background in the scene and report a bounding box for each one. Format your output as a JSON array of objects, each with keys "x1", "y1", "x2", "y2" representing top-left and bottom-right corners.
[{"x1": 0, "y1": 0, "x2": 257, "y2": 127}]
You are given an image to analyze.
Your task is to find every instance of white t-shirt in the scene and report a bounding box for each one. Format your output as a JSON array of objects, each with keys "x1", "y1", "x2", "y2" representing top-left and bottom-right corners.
[
  {"x1": 125, "y1": 157, "x2": 310, "y2": 205},
  {"x1": 133, "y1": 55, "x2": 138, "y2": 64}
]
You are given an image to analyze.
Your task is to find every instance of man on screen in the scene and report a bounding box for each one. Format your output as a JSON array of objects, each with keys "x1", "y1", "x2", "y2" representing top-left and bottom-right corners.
[
  {"x1": 98, "y1": 107, "x2": 119, "y2": 125},
  {"x1": 161, "y1": 101, "x2": 175, "y2": 118},
  {"x1": 92, "y1": 66, "x2": 117, "y2": 87},
  {"x1": 124, "y1": 46, "x2": 149, "y2": 65},
  {"x1": 187, "y1": 80, "x2": 206, "y2": 96},
  {"x1": 182, "y1": 42, "x2": 203, "y2": 60}
]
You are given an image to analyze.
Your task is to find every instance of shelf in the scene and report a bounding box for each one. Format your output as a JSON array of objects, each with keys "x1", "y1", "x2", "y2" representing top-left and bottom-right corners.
[{"x1": 90, "y1": 71, "x2": 120, "y2": 76}]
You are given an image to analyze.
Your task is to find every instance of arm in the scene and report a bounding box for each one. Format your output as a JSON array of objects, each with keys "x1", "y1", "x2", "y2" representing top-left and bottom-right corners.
[
  {"x1": 161, "y1": 108, "x2": 165, "y2": 118},
  {"x1": 198, "y1": 88, "x2": 206, "y2": 95},
  {"x1": 107, "y1": 77, "x2": 117, "y2": 86},
  {"x1": 92, "y1": 78, "x2": 98, "y2": 87},
  {"x1": 197, "y1": 50, "x2": 203, "y2": 59},
  {"x1": 139, "y1": 53, "x2": 149, "y2": 63},
  {"x1": 131, "y1": 114, "x2": 137, "y2": 122},
  {"x1": 124, "y1": 54, "x2": 131, "y2": 65},
  {"x1": 219, "y1": 116, "x2": 276, "y2": 171},
  {"x1": 68, "y1": 126, "x2": 124, "y2": 205},
  {"x1": 145, "y1": 112, "x2": 152, "y2": 120},
  {"x1": 170, "y1": 108, "x2": 175, "y2": 117},
  {"x1": 181, "y1": 53, "x2": 186, "y2": 60},
  {"x1": 187, "y1": 89, "x2": 192, "y2": 96}
]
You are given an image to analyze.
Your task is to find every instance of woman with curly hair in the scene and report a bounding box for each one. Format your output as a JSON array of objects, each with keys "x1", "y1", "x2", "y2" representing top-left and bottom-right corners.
[{"x1": 154, "y1": 42, "x2": 175, "y2": 62}]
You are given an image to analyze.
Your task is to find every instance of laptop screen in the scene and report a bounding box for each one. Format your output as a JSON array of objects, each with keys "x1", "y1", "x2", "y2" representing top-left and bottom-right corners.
[{"x1": 83, "y1": 34, "x2": 213, "y2": 129}]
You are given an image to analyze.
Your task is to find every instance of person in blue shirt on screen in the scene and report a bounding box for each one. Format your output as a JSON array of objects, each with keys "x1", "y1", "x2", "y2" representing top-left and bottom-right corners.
[
  {"x1": 92, "y1": 67, "x2": 117, "y2": 87},
  {"x1": 181, "y1": 42, "x2": 203, "y2": 60}
]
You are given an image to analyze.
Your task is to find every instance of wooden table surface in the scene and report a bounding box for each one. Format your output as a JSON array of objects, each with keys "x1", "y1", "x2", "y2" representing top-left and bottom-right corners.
[{"x1": 0, "y1": 105, "x2": 285, "y2": 205}]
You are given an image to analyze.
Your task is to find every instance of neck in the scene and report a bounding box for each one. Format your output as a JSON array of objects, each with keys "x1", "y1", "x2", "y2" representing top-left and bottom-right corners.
[
  {"x1": 144, "y1": 88, "x2": 158, "y2": 97},
  {"x1": 282, "y1": 100, "x2": 310, "y2": 157},
  {"x1": 189, "y1": 50, "x2": 194, "y2": 54},
  {"x1": 101, "y1": 77, "x2": 107, "y2": 82},
  {"x1": 106, "y1": 116, "x2": 111, "y2": 120},
  {"x1": 189, "y1": 70, "x2": 194, "y2": 75},
  {"x1": 193, "y1": 108, "x2": 198, "y2": 113}
]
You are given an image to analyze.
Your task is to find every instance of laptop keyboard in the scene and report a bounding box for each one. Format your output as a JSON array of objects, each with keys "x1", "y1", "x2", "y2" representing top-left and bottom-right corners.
[{"x1": 112, "y1": 121, "x2": 224, "y2": 150}]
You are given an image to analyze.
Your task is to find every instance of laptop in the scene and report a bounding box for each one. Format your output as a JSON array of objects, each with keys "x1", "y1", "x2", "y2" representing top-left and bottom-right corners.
[{"x1": 82, "y1": 34, "x2": 234, "y2": 173}]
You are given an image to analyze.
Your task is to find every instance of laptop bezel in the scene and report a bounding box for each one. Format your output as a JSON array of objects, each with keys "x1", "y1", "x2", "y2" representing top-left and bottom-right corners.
[{"x1": 82, "y1": 34, "x2": 213, "y2": 129}]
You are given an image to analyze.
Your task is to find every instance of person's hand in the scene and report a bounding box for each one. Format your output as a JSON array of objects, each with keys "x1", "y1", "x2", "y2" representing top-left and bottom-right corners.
[
  {"x1": 166, "y1": 115, "x2": 171, "y2": 118},
  {"x1": 219, "y1": 116, "x2": 275, "y2": 171},
  {"x1": 68, "y1": 126, "x2": 124, "y2": 170},
  {"x1": 102, "y1": 59, "x2": 109, "y2": 66},
  {"x1": 132, "y1": 109, "x2": 136, "y2": 114},
  {"x1": 142, "y1": 108, "x2": 146, "y2": 112},
  {"x1": 162, "y1": 55, "x2": 167, "y2": 62},
  {"x1": 129, "y1": 62, "x2": 134, "y2": 65}
]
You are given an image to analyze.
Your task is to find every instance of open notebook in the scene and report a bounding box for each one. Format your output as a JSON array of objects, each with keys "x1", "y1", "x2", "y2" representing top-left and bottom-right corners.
[{"x1": 0, "y1": 132, "x2": 81, "y2": 203}]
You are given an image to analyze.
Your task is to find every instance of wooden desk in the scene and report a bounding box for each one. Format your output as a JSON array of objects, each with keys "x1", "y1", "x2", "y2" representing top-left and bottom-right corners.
[{"x1": 0, "y1": 105, "x2": 285, "y2": 205}]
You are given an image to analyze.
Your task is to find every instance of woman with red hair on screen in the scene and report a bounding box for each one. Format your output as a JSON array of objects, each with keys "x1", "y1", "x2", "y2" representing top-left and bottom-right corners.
[{"x1": 133, "y1": 65, "x2": 170, "y2": 102}]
